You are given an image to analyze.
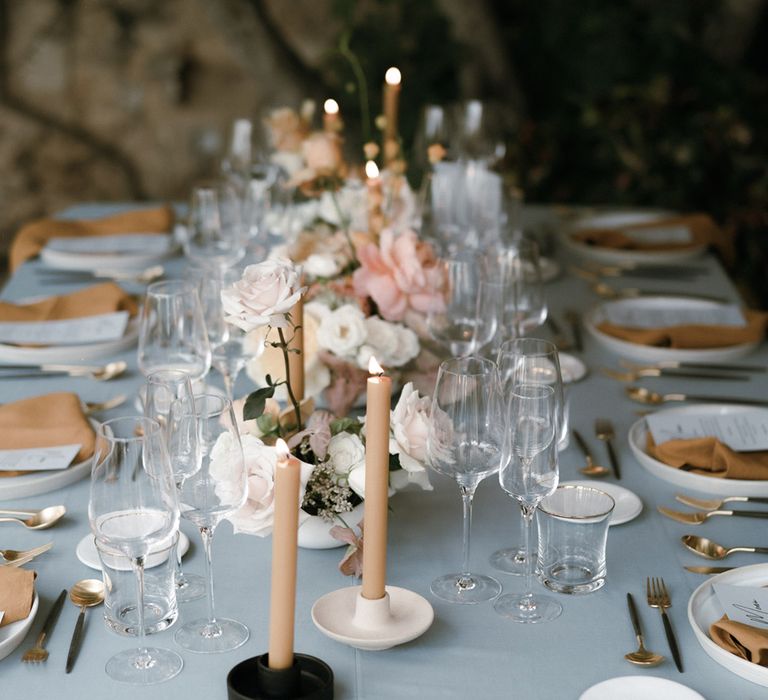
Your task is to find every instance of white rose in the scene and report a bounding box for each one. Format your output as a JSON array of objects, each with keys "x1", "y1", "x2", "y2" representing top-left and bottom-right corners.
[
  {"x1": 356, "y1": 318, "x2": 420, "y2": 369},
  {"x1": 388, "y1": 324, "x2": 420, "y2": 367},
  {"x1": 327, "y1": 432, "x2": 366, "y2": 478},
  {"x1": 221, "y1": 259, "x2": 305, "y2": 332},
  {"x1": 304, "y1": 253, "x2": 341, "y2": 278},
  {"x1": 315, "y1": 304, "x2": 368, "y2": 359},
  {"x1": 388, "y1": 382, "x2": 433, "y2": 490}
]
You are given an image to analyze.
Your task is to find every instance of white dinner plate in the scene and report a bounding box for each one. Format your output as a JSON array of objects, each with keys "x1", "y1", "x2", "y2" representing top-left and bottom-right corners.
[
  {"x1": 76, "y1": 532, "x2": 190, "y2": 570},
  {"x1": 0, "y1": 593, "x2": 38, "y2": 661},
  {"x1": 0, "y1": 419, "x2": 98, "y2": 501},
  {"x1": 559, "y1": 353, "x2": 588, "y2": 383},
  {"x1": 585, "y1": 296, "x2": 760, "y2": 363},
  {"x1": 40, "y1": 233, "x2": 177, "y2": 271},
  {"x1": 580, "y1": 676, "x2": 705, "y2": 700},
  {"x1": 539, "y1": 256, "x2": 561, "y2": 283},
  {"x1": 628, "y1": 405, "x2": 768, "y2": 496},
  {"x1": 563, "y1": 210, "x2": 706, "y2": 265},
  {"x1": 559, "y1": 481, "x2": 642, "y2": 525},
  {"x1": 688, "y1": 563, "x2": 768, "y2": 688}
]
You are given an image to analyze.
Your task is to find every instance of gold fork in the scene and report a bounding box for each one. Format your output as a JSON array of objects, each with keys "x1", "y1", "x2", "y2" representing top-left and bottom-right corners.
[
  {"x1": 0, "y1": 542, "x2": 52, "y2": 565},
  {"x1": 646, "y1": 577, "x2": 683, "y2": 672},
  {"x1": 21, "y1": 589, "x2": 67, "y2": 663}
]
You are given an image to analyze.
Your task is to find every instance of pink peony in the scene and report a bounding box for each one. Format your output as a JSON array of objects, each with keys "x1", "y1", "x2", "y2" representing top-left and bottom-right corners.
[{"x1": 353, "y1": 228, "x2": 445, "y2": 322}]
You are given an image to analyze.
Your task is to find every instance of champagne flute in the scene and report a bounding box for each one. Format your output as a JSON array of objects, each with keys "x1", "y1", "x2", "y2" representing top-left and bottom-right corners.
[
  {"x1": 426, "y1": 356, "x2": 503, "y2": 603},
  {"x1": 144, "y1": 370, "x2": 205, "y2": 603},
  {"x1": 174, "y1": 394, "x2": 249, "y2": 652},
  {"x1": 491, "y1": 338, "x2": 565, "y2": 575},
  {"x1": 88, "y1": 416, "x2": 182, "y2": 684},
  {"x1": 494, "y1": 384, "x2": 561, "y2": 623},
  {"x1": 427, "y1": 254, "x2": 499, "y2": 357},
  {"x1": 138, "y1": 280, "x2": 212, "y2": 385}
]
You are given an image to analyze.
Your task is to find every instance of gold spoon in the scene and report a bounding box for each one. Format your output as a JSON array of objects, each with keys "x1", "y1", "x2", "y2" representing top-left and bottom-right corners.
[
  {"x1": 84, "y1": 394, "x2": 128, "y2": 415},
  {"x1": 66, "y1": 579, "x2": 105, "y2": 674},
  {"x1": 626, "y1": 386, "x2": 768, "y2": 407},
  {"x1": 625, "y1": 593, "x2": 664, "y2": 666},
  {"x1": 0, "y1": 505, "x2": 66, "y2": 529},
  {"x1": 572, "y1": 429, "x2": 610, "y2": 477},
  {"x1": 681, "y1": 534, "x2": 768, "y2": 560}
]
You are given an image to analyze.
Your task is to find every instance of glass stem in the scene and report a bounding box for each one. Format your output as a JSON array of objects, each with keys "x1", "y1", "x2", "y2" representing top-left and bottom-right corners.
[
  {"x1": 520, "y1": 503, "x2": 536, "y2": 610},
  {"x1": 222, "y1": 370, "x2": 234, "y2": 401},
  {"x1": 200, "y1": 526, "x2": 218, "y2": 626},
  {"x1": 458, "y1": 485, "x2": 477, "y2": 590},
  {"x1": 132, "y1": 554, "x2": 153, "y2": 668}
]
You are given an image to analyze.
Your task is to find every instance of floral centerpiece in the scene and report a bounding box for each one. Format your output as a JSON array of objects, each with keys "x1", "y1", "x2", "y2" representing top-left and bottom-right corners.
[{"x1": 219, "y1": 258, "x2": 434, "y2": 557}]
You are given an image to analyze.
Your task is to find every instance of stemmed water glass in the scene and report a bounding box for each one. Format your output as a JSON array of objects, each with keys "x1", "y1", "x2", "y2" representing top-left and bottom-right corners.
[
  {"x1": 426, "y1": 356, "x2": 503, "y2": 603},
  {"x1": 144, "y1": 369, "x2": 206, "y2": 603},
  {"x1": 427, "y1": 254, "x2": 500, "y2": 357},
  {"x1": 494, "y1": 384, "x2": 561, "y2": 623},
  {"x1": 491, "y1": 338, "x2": 565, "y2": 574},
  {"x1": 184, "y1": 183, "x2": 247, "y2": 269},
  {"x1": 138, "y1": 280, "x2": 212, "y2": 385},
  {"x1": 88, "y1": 416, "x2": 182, "y2": 684},
  {"x1": 174, "y1": 394, "x2": 249, "y2": 652}
]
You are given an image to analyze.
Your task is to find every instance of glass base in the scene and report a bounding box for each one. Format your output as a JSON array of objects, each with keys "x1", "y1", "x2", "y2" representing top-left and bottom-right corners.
[
  {"x1": 105, "y1": 646, "x2": 183, "y2": 685},
  {"x1": 176, "y1": 572, "x2": 206, "y2": 603},
  {"x1": 493, "y1": 592, "x2": 562, "y2": 623},
  {"x1": 174, "y1": 617, "x2": 249, "y2": 653},
  {"x1": 430, "y1": 572, "x2": 501, "y2": 604},
  {"x1": 489, "y1": 547, "x2": 535, "y2": 575}
]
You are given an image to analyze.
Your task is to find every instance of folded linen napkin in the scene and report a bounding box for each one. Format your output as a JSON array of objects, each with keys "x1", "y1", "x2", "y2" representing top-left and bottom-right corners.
[
  {"x1": 646, "y1": 434, "x2": 768, "y2": 480},
  {"x1": 0, "y1": 392, "x2": 95, "y2": 463},
  {"x1": 0, "y1": 282, "x2": 138, "y2": 324},
  {"x1": 10, "y1": 204, "x2": 175, "y2": 272},
  {"x1": 571, "y1": 213, "x2": 728, "y2": 252},
  {"x1": 711, "y1": 615, "x2": 768, "y2": 665},
  {"x1": 597, "y1": 309, "x2": 768, "y2": 349},
  {"x1": 0, "y1": 567, "x2": 35, "y2": 627}
]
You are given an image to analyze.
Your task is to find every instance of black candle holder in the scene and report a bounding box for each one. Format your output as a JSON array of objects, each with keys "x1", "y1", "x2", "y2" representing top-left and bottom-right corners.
[{"x1": 227, "y1": 653, "x2": 333, "y2": 700}]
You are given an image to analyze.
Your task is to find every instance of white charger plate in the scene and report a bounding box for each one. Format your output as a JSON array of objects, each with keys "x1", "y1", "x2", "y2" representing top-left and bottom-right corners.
[
  {"x1": 75, "y1": 532, "x2": 190, "y2": 570},
  {"x1": 688, "y1": 563, "x2": 768, "y2": 688},
  {"x1": 559, "y1": 480, "x2": 642, "y2": 525},
  {"x1": 0, "y1": 593, "x2": 38, "y2": 661},
  {"x1": 585, "y1": 296, "x2": 759, "y2": 363},
  {"x1": 0, "y1": 419, "x2": 98, "y2": 501},
  {"x1": 40, "y1": 233, "x2": 176, "y2": 271},
  {"x1": 580, "y1": 676, "x2": 705, "y2": 700},
  {"x1": 628, "y1": 405, "x2": 768, "y2": 496},
  {"x1": 563, "y1": 210, "x2": 706, "y2": 265}
]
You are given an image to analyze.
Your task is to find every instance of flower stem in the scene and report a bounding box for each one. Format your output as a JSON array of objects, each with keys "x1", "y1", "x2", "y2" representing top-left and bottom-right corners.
[
  {"x1": 330, "y1": 189, "x2": 359, "y2": 265},
  {"x1": 338, "y1": 32, "x2": 371, "y2": 144},
  {"x1": 277, "y1": 325, "x2": 303, "y2": 432}
]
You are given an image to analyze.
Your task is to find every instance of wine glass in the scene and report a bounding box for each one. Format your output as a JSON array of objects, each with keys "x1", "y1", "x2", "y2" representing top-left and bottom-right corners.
[
  {"x1": 138, "y1": 280, "x2": 212, "y2": 385},
  {"x1": 88, "y1": 416, "x2": 182, "y2": 684},
  {"x1": 427, "y1": 254, "x2": 499, "y2": 357},
  {"x1": 426, "y1": 356, "x2": 503, "y2": 603},
  {"x1": 451, "y1": 99, "x2": 508, "y2": 168},
  {"x1": 494, "y1": 384, "x2": 561, "y2": 623},
  {"x1": 174, "y1": 394, "x2": 249, "y2": 652},
  {"x1": 144, "y1": 369, "x2": 206, "y2": 603},
  {"x1": 184, "y1": 183, "x2": 247, "y2": 269},
  {"x1": 491, "y1": 338, "x2": 566, "y2": 575}
]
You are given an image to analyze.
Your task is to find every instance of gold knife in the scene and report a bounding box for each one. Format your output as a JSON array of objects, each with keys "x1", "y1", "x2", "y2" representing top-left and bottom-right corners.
[
  {"x1": 685, "y1": 566, "x2": 734, "y2": 574},
  {"x1": 658, "y1": 505, "x2": 768, "y2": 524}
]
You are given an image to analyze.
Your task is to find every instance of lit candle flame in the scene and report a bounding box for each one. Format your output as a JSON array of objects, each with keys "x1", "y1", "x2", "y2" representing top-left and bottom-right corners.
[
  {"x1": 365, "y1": 160, "x2": 380, "y2": 179},
  {"x1": 385, "y1": 67, "x2": 401, "y2": 86},
  {"x1": 323, "y1": 98, "x2": 339, "y2": 115},
  {"x1": 368, "y1": 356, "x2": 384, "y2": 376},
  {"x1": 275, "y1": 438, "x2": 290, "y2": 460}
]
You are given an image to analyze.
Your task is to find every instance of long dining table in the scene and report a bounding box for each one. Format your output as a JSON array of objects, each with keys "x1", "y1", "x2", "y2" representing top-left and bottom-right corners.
[{"x1": 1, "y1": 203, "x2": 767, "y2": 699}]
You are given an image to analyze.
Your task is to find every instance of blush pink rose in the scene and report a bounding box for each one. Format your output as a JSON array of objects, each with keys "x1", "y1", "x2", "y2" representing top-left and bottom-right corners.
[{"x1": 353, "y1": 229, "x2": 445, "y2": 322}]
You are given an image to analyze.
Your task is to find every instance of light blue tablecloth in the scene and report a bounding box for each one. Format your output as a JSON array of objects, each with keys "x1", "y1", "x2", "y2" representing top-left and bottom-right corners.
[{"x1": 1, "y1": 204, "x2": 766, "y2": 699}]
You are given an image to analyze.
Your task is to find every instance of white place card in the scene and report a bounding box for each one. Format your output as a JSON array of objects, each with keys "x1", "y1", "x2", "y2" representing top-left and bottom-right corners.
[
  {"x1": 0, "y1": 444, "x2": 81, "y2": 472},
  {"x1": 45, "y1": 233, "x2": 170, "y2": 255},
  {"x1": 604, "y1": 303, "x2": 746, "y2": 329},
  {"x1": 713, "y1": 583, "x2": 768, "y2": 629},
  {"x1": 0, "y1": 311, "x2": 129, "y2": 345},
  {"x1": 622, "y1": 225, "x2": 692, "y2": 244},
  {"x1": 646, "y1": 410, "x2": 768, "y2": 452}
]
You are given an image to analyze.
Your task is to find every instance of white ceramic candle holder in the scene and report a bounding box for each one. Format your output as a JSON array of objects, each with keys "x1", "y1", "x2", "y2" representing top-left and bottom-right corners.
[{"x1": 311, "y1": 585, "x2": 433, "y2": 651}]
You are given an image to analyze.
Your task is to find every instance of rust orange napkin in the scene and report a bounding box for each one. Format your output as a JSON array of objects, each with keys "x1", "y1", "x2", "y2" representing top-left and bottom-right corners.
[
  {"x1": 572, "y1": 213, "x2": 729, "y2": 253},
  {"x1": 597, "y1": 309, "x2": 768, "y2": 349},
  {"x1": 647, "y1": 433, "x2": 768, "y2": 480},
  {"x1": 0, "y1": 282, "x2": 138, "y2": 324},
  {"x1": 0, "y1": 392, "x2": 95, "y2": 463},
  {"x1": 711, "y1": 615, "x2": 768, "y2": 665},
  {"x1": 0, "y1": 567, "x2": 35, "y2": 627},
  {"x1": 10, "y1": 204, "x2": 175, "y2": 272}
]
